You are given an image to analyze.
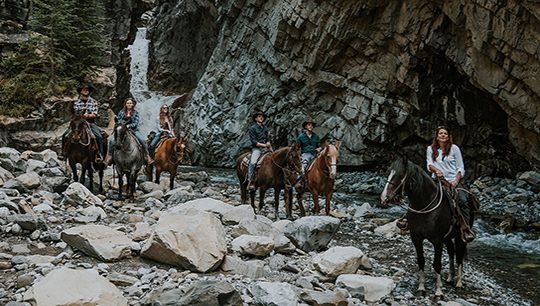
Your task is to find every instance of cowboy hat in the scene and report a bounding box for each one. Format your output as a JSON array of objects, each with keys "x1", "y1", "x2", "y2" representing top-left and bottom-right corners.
[
  {"x1": 77, "y1": 84, "x2": 95, "y2": 94},
  {"x1": 252, "y1": 111, "x2": 267, "y2": 121},
  {"x1": 302, "y1": 118, "x2": 316, "y2": 129}
]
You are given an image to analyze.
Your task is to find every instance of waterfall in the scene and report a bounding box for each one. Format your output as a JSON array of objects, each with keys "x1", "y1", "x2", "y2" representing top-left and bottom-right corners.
[{"x1": 127, "y1": 28, "x2": 178, "y2": 136}]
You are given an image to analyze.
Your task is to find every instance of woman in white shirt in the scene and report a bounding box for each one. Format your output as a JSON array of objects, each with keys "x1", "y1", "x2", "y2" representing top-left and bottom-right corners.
[{"x1": 426, "y1": 125, "x2": 474, "y2": 242}]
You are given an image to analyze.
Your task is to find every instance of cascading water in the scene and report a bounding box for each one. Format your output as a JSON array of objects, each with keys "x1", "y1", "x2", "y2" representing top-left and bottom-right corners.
[{"x1": 127, "y1": 28, "x2": 178, "y2": 137}]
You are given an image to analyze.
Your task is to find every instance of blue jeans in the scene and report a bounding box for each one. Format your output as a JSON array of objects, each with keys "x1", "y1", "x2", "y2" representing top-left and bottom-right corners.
[
  {"x1": 301, "y1": 152, "x2": 315, "y2": 172},
  {"x1": 89, "y1": 123, "x2": 104, "y2": 156},
  {"x1": 149, "y1": 131, "x2": 163, "y2": 156},
  {"x1": 108, "y1": 130, "x2": 149, "y2": 156},
  {"x1": 247, "y1": 147, "x2": 264, "y2": 180}
]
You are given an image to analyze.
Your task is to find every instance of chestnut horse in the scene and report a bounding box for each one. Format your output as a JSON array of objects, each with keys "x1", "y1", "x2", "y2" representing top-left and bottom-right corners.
[
  {"x1": 379, "y1": 157, "x2": 476, "y2": 296},
  {"x1": 236, "y1": 144, "x2": 302, "y2": 220},
  {"x1": 295, "y1": 141, "x2": 340, "y2": 215},
  {"x1": 64, "y1": 116, "x2": 106, "y2": 193},
  {"x1": 146, "y1": 137, "x2": 187, "y2": 190}
]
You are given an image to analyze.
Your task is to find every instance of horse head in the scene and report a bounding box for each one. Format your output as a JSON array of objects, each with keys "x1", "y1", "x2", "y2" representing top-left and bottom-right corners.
[
  {"x1": 380, "y1": 156, "x2": 408, "y2": 207},
  {"x1": 323, "y1": 140, "x2": 340, "y2": 179},
  {"x1": 287, "y1": 142, "x2": 303, "y2": 175},
  {"x1": 69, "y1": 116, "x2": 89, "y2": 144},
  {"x1": 174, "y1": 136, "x2": 188, "y2": 163},
  {"x1": 113, "y1": 117, "x2": 130, "y2": 149}
]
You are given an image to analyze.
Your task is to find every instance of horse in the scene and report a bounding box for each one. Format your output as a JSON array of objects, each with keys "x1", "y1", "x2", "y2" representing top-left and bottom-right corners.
[
  {"x1": 235, "y1": 143, "x2": 302, "y2": 220},
  {"x1": 64, "y1": 116, "x2": 105, "y2": 193},
  {"x1": 112, "y1": 118, "x2": 144, "y2": 200},
  {"x1": 145, "y1": 136, "x2": 188, "y2": 190},
  {"x1": 379, "y1": 156, "x2": 475, "y2": 297},
  {"x1": 295, "y1": 140, "x2": 340, "y2": 216}
]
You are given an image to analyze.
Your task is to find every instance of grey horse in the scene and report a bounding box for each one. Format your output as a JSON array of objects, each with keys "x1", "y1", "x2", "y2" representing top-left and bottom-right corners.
[{"x1": 112, "y1": 119, "x2": 144, "y2": 200}]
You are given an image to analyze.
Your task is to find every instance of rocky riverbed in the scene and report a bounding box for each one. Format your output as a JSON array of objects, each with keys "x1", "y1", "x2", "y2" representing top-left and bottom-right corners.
[{"x1": 0, "y1": 147, "x2": 538, "y2": 305}]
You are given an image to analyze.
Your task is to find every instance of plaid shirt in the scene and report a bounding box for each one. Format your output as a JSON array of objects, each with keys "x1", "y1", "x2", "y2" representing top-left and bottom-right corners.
[
  {"x1": 117, "y1": 110, "x2": 140, "y2": 131},
  {"x1": 73, "y1": 97, "x2": 98, "y2": 116}
]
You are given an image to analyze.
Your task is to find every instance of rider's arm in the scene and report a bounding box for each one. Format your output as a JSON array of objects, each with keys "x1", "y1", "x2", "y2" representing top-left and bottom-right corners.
[
  {"x1": 127, "y1": 111, "x2": 140, "y2": 130},
  {"x1": 84, "y1": 99, "x2": 99, "y2": 119},
  {"x1": 426, "y1": 146, "x2": 443, "y2": 177}
]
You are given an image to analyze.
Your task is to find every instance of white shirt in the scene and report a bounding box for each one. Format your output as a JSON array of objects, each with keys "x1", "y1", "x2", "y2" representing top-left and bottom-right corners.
[{"x1": 426, "y1": 144, "x2": 465, "y2": 182}]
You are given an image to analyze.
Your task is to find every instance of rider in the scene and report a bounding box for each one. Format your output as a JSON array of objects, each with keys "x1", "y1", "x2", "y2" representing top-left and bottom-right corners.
[
  {"x1": 61, "y1": 84, "x2": 104, "y2": 161},
  {"x1": 426, "y1": 125, "x2": 475, "y2": 242},
  {"x1": 297, "y1": 118, "x2": 321, "y2": 174},
  {"x1": 247, "y1": 111, "x2": 271, "y2": 190},
  {"x1": 104, "y1": 97, "x2": 154, "y2": 166},
  {"x1": 149, "y1": 104, "x2": 175, "y2": 156}
]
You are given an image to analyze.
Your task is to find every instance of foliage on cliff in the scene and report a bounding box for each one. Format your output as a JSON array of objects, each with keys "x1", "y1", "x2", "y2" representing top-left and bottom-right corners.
[{"x1": 0, "y1": 0, "x2": 107, "y2": 117}]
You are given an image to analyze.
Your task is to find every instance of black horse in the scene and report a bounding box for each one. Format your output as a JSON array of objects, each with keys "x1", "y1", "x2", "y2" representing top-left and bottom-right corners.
[
  {"x1": 380, "y1": 157, "x2": 475, "y2": 296},
  {"x1": 64, "y1": 116, "x2": 105, "y2": 193}
]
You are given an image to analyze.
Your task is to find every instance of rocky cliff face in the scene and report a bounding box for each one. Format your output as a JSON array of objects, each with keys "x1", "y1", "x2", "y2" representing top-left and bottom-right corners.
[{"x1": 148, "y1": 0, "x2": 539, "y2": 176}]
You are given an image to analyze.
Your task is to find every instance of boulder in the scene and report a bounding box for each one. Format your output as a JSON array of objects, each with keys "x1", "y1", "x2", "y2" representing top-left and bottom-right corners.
[
  {"x1": 336, "y1": 274, "x2": 395, "y2": 302},
  {"x1": 313, "y1": 246, "x2": 364, "y2": 279},
  {"x1": 284, "y1": 216, "x2": 340, "y2": 252},
  {"x1": 61, "y1": 225, "x2": 132, "y2": 262}
]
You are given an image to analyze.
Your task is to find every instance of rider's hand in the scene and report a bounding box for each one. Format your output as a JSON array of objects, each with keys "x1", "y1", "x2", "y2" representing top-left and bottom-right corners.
[
  {"x1": 266, "y1": 142, "x2": 271, "y2": 148},
  {"x1": 434, "y1": 169, "x2": 443, "y2": 178}
]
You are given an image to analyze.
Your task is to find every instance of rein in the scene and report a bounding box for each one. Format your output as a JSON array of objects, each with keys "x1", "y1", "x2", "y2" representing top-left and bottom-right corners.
[
  {"x1": 389, "y1": 174, "x2": 444, "y2": 214},
  {"x1": 269, "y1": 148, "x2": 302, "y2": 187}
]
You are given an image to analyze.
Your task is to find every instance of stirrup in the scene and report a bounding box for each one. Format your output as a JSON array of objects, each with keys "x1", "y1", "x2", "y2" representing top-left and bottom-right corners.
[
  {"x1": 397, "y1": 218, "x2": 409, "y2": 230},
  {"x1": 95, "y1": 153, "x2": 103, "y2": 163},
  {"x1": 461, "y1": 227, "x2": 475, "y2": 243}
]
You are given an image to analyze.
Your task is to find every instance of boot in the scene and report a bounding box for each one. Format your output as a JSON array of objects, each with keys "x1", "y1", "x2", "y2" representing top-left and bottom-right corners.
[
  {"x1": 95, "y1": 152, "x2": 103, "y2": 163},
  {"x1": 461, "y1": 224, "x2": 475, "y2": 243},
  {"x1": 396, "y1": 217, "x2": 409, "y2": 230}
]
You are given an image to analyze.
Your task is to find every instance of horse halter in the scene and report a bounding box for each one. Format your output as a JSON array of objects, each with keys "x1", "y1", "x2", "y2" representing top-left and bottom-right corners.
[{"x1": 70, "y1": 121, "x2": 92, "y2": 147}]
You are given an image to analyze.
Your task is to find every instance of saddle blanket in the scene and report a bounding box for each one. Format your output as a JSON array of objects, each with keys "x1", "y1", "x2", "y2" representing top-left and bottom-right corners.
[{"x1": 241, "y1": 152, "x2": 270, "y2": 169}]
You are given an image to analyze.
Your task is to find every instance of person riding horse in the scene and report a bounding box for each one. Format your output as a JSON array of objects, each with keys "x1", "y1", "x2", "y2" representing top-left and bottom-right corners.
[
  {"x1": 105, "y1": 97, "x2": 154, "y2": 166},
  {"x1": 247, "y1": 111, "x2": 271, "y2": 191},
  {"x1": 148, "y1": 104, "x2": 175, "y2": 156},
  {"x1": 61, "y1": 84, "x2": 105, "y2": 162},
  {"x1": 397, "y1": 125, "x2": 475, "y2": 242},
  {"x1": 297, "y1": 118, "x2": 321, "y2": 174}
]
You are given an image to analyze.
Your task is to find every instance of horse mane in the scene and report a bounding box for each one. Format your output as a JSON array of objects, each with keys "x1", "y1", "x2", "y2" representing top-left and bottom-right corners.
[{"x1": 404, "y1": 159, "x2": 436, "y2": 190}]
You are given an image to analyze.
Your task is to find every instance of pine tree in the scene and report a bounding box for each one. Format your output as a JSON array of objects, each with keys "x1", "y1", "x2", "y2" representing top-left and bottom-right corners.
[{"x1": 0, "y1": 0, "x2": 108, "y2": 115}]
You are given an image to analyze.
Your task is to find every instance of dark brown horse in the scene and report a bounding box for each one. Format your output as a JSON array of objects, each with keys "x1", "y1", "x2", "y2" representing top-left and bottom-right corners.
[
  {"x1": 146, "y1": 137, "x2": 187, "y2": 190},
  {"x1": 64, "y1": 117, "x2": 105, "y2": 193},
  {"x1": 379, "y1": 157, "x2": 475, "y2": 296},
  {"x1": 295, "y1": 141, "x2": 340, "y2": 215},
  {"x1": 236, "y1": 144, "x2": 302, "y2": 220}
]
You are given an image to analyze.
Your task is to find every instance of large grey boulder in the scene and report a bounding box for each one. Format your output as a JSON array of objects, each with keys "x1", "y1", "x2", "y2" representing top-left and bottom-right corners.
[
  {"x1": 153, "y1": 280, "x2": 242, "y2": 306},
  {"x1": 61, "y1": 225, "x2": 132, "y2": 262},
  {"x1": 231, "y1": 235, "x2": 274, "y2": 257},
  {"x1": 221, "y1": 255, "x2": 266, "y2": 279},
  {"x1": 141, "y1": 208, "x2": 227, "y2": 272},
  {"x1": 168, "y1": 197, "x2": 234, "y2": 218},
  {"x1": 232, "y1": 217, "x2": 294, "y2": 253},
  {"x1": 27, "y1": 267, "x2": 127, "y2": 305},
  {"x1": 15, "y1": 172, "x2": 41, "y2": 190},
  {"x1": 336, "y1": 274, "x2": 395, "y2": 302},
  {"x1": 284, "y1": 216, "x2": 340, "y2": 252},
  {"x1": 313, "y1": 246, "x2": 364, "y2": 279},
  {"x1": 62, "y1": 182, "x2": 103, "y2": 206},
  {"x1": 250, "y1": 282, "x2": 299, "y2": 306}
]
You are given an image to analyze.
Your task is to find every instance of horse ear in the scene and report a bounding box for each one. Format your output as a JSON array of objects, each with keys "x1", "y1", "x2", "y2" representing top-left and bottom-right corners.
[{"x1": 335, "y1": 140, "x2": 341, "y2": 149}]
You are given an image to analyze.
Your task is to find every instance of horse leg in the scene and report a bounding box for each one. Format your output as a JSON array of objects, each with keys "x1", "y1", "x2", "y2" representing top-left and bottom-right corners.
[
  {"x1": 324, "y1": 191, "x2": 333, "y2": 215},
  {"x1": 155, "y1": 169, "x2": 162, "y2": 185},
  {"x1": 130, "y1": 173, "x2": 136, "y2": 201},
  {"x1": 240, "y1": 180, "x2": 247, "y2": 204},
  {"x1": 87, "y1": 164, "x2": 94, "y2": 193},
  {"x1": 98, "y1": 168, "x2": 104, "y2": 194},
  {"x1": 444, "y1": 239, "x2": 455, "y2": 283},
  {"x1": 296, "y1": 191, "x2": 305, "y2": 217},
  {"x1": 312, "y1": 191, "x2": 320, "y2": 214},
  {"x1": 412, "y1": 236, "x2": 426, "y2": 295},
  {"x1": 433, "y1": 242, "x2": 444, "y2": 297},
  {"x1": 285, "y1": 187, "x2": 293, "y2": 219},
  {"x1": 259, "y1": 188, "x2": 266, "y2": 214},
  {"x1": 169, "y1": 167, "x2": 176, "y2": 190},
  {"x1": 118, "y1": 174, "x2": 124, "y2": 199},
  {"x1": 145, "y1": 164, "x2": 153, "y2": 182},
  {"x1": 273, "y1": 188, "x2": 280, "y2": 221},
  {"x1": 249, "y1": 189, "x2": 256, "y2": 214},
  {"x1": 80, "y1": 164, "x2": 87, "y2": 186},
  {"x1": 455, "y1": 239, "x2": 467, "y2": 288},
  {"x1": 69, "y1": 161, "x2": 78, "y2": 182}
]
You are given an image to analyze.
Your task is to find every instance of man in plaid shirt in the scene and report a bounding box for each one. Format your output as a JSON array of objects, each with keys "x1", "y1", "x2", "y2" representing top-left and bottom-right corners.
[{"x1": 61, "y1": 84, "x2": 105, "y2": 161}]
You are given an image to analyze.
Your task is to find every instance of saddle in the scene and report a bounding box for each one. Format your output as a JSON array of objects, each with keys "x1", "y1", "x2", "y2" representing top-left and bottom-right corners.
[
  {"x1": 441, "y1": 181, "x2": 477, "y2": 243},
  {"x1": 147, "y1": 131, "x2": 173, "y2": 157},
  {"x1": 241, "y1": 152, "x2": 270, "y2": 170}
]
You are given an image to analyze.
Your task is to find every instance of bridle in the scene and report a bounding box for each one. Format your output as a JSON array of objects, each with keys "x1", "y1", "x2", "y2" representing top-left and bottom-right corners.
[
  {"x1": 387, "y1": 171, "x2": 444, "y2": 214},
  {"x1": 70, "y1": 121, "x2": 92, "y2": 147},
  {"x1": 270, "y1": 147, "x2": 302, "y2": 187}
]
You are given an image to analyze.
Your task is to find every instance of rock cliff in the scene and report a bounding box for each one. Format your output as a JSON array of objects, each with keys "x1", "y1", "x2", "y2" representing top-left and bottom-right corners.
[{"x1": 148, "y1": 0, "x2": 539, "y2": 176}]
